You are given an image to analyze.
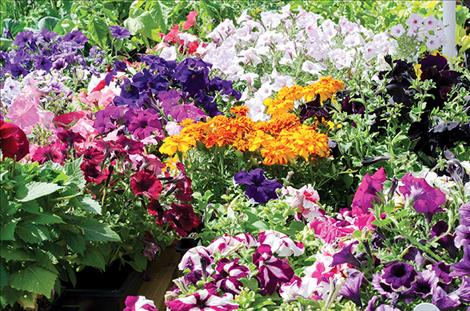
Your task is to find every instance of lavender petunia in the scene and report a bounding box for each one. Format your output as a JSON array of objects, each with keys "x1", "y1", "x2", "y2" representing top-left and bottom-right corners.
[
  {"x1": 432, "y1": 286, "x2": 461, "y2": 310},
  {"x1": 431, "y1": 262, "x2": 453, "y2": 285},
  {"x1": 340, "y1": 270, "x2": 364, "y2": 306},
  {"x1": 406, "y1": 270, "x2": 439, "y2": 299},
  {"x1": 459, "y1": 202, "x2": 470, "y2": 226},
  {"x1": 109, "y1": 25, "x2": 131, "y2": 39},
  {"x1": 125, "y1": 108, "x2": 162, "y2": 139},
  {"x1": 399, "y1": 173, "x2": 446, "y2": 222},
  {"x1": 450, "y1": 244, "x2": 470, "y2": 277},
  {"x1": 234, "y1": 169, "x2": 282, "y2": 204}
]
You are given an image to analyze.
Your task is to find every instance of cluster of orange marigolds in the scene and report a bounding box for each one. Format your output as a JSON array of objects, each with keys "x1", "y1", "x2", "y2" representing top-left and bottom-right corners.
[{"x1": 159, "y1": 77, "x2": 344, "y2": 165}]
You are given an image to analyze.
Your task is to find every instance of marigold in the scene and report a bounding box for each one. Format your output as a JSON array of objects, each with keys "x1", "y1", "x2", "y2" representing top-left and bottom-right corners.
[{"x1": 159, "y1": 134, "x2": 196, "y2": 156}]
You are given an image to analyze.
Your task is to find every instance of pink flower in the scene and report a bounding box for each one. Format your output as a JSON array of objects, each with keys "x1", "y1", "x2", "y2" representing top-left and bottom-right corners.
[
  {"x1": 207, "y1": 233, "x2": 257, "y2": 256},
  {"x1": 124, "y1": 296, "x2": 158, "y2": 311},
  {"x1": 399, "y1": 173, "x2": 446, "y2": 221},
  {"x1": 178, "y1": 246, "x2": 213, "y2": 271},
  {"x1": 309, "y1": 216, "x2": 355, "y2": 244},
  {"x1": 130, "y1": 171, "x2": 163, "y2": 200},
  {"x1": 351, "y1": 167, "x2": 387, "y2": 213},
  {"x1": 212, "y1": 258, "x2": 249, "y2": 294},
  {"x1": 32, "y1": 141, "x2": 67, "y2": 164},
  {"x1": 284, "y1": 185, "x2": 322, "y2": 221},
  {"x1": 166, "y1": 290, "x2": 238, "y2": 311},
  {"x1": 183, "y1": 11, "x2": 198, "y2": 30},
  {"x1": 6, "y1": 94, "x2": 52, "y2": 134}
]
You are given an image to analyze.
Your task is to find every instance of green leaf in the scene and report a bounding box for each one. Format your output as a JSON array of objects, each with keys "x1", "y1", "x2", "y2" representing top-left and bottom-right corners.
[
  {"x1": 127, "y1": 253, "x2": 147, "y2": 272},
  {"x1": 64, "y1": 234, "x2": 86, "y2": 255},
  {"x1": 69, "y1": 217, "x2": 121, "y2": 242},
  {"x1": 0, "y1": 246, "x2": 34, "y2": 261},
  {"x1": 10, "y1": 266, "x2": 58, "y2": 299},
  {"x1": 0, "y1": 221, "x2": 17, "y2": 241},
  {"x1": 88, "y1": 17, "x2": 109, "y2": 49},
  {"x1": 17, "y1": 292, "x2": 38, "y2": 310},
  {"x1": 37, "y1": 16, "x2": 59, "y2": 31},
  {"x1": 64, "y1": 158, "x2": 85, "y2": 188},
  {"x1": 17, "y1": 182, "x2": 62, "y2": 202},
  {"x1": 78, "y1": 196, "x2": 102, "y2": 214},
  {"x1": 16, "y1": 223, "x2": 51, "y2": 244},
  {"x1": 0, "y1": 265, "x2": 9, "y2": 289},
  {"x1": 80, "y1": 248, "x2": 106, "y2": 270},
  {"x1": 24, "y1": 214, "x2": 64, "y2": 225}
]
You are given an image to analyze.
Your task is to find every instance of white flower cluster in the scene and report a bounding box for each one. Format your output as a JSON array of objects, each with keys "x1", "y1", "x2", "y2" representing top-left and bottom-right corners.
[{"x1": 198, "y1": 5, "x2": 398, "y2": 120}]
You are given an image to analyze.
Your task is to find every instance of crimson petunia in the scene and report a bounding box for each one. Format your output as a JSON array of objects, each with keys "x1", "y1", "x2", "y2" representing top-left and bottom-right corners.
[
  {"x1": 130, "y1": 171, "x2": 163, "y2": 200},
  {"x1": 0, "y1": 120, "x2": 29, "y2": 160}
]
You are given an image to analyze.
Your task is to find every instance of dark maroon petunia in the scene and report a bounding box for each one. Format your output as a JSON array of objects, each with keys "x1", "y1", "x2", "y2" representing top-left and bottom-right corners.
[
  {"x1": 32, "y1": 141, "x2": 67, "y2": 164},
  {"x1": 130, "y1": 171, "x2": 163, "y2": 200},
  {"x1": 0, "y1": 120, "x2": 29, "y2": 160},
  {"x1": 80, "y1": 161, "x2": 109, "y2": 184}
]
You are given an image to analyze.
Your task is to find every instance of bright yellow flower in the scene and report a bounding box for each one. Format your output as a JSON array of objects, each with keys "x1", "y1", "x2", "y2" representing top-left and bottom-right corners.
[{"x1": 159, "y1": 134, "x2": 196, "y2": 156}]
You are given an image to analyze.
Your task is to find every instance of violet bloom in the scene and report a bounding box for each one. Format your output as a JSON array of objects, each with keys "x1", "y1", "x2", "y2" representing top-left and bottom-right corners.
[
  {"x1": 178, "y1": 246, "x2": 212, "y2": 272},
  {"x1": 399, "y1": 173, "x2": 446, "y2": 222},
  {"x1": 212, "y1": 258, "x2": 249, "y2": 294},
  {"x1": 455, "y1": 202, "x2": 470, "y2": 249},
  {"x1": 406, "y1": 270, "x2": 439, "y2": 299},
  {"x1": 166, "y1": 290, "x2": 238, "y2": 311},
  {"x1": 372, "y1": 273, "x2": 399, "y2": 300},
  {"x1": 432, "y1": 286, "x2": 461, "y2": 310},
  {"x1": 450, "y1": 244, "x2": 470, "y2": 277},
  {"x1": 174, "y1": 58, "x2": 211, "y2": 96},
  {"x1": 109, "y1": 26, "x2": 131, "y2": 39},
  {"x1": 34, "y1": 55, "x2": 52, "y2": 71},
  {"x1": 63, "y1": 30, "x2": 88, "y2": 47},
  {"x1": 94, "y1": 104, "x2": 127, "y2": 134},
  {"x1": 456, "y1": 277, "x2": 470, "y2": 303},
  {"x1": 234, "y1": 169, "x2": 282, "y2": 204},
  {"x1": 252, "y1": 245, "x2": 294, "y2": 295},
  {"x1": 124, "y1": 296, "x2": 158, "y2": 311},
  {"x1": 459, "y1": 202, "x2": 470, "y2": 226},
  {"x1": 331, "y1": 242, "x2": 361, "y2": 268},
  {"x1": 381, "y1": 262, "x2": 417, "y2": 291},
  {"x1": 125, "y1": 108, "x2": 162, "y2": 139},
  {"x1": 14, "y1": 30, "x2": 34, "y2": 47},
  {"x1": 351, "y1": 167, "x2": 387, "y2": 213},
  {"x1": 430, "y1": 220, "x2": 458, "y2": 257},
  {"x1": 340, "y1": 270, "x2": 363, "y2": 307},
  {"x1": 431, "y1": 262, "x2": 453, "y2": 285}
]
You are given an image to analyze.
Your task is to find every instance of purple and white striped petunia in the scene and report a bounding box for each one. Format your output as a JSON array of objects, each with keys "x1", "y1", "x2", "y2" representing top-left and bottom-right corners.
[
  {"x1": 166, "y1": 289, "x2": 238, "y2": 311},
  {"x1": 253, "y1": 245, "x2": 295, "y2": 295},
  {"x1": 179, "y1": 246, "x2": 213, "y2": 272},
  {"x1": 124, "y1": 296, "x2": 158, "y2": 311},
  {"x1": 212, "y1": 258, "x2": 250, "y2": 294},
  {"x1": 258, "y1": 230, "x2": 304, "y2": 257},
  {"x1": 207, "y1": 233, "x2": 257, "y2": 256}
]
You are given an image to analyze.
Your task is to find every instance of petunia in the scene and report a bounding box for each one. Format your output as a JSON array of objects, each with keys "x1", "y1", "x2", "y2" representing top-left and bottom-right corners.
[
  {"x1": 165, "y1": 203, "x2": 201, "y2": 237},
  {"x1": 183, "y1": 11, "x2": 198, "y2": 30},
  {"x1": 178, "y1": 246, "x2": 212, "y2": 271},
  {"x1": 32, "y1": 141, "x2": 67, "y2": 164},
  {"x1": 340, "y1": 270, "x2": 363, "y2": 306},
  {"x1": 212, "y1": 258, "x2": 249, "y2": 294},
  {"x1": 432, "y1": 286, "x2": 461, "y2": 310},
  {"x1": 207, "y1": 234, "x2": 256, "y2": 256},
  {"x1": 0, "y1": 120, "x2": 29, "y2": 160},
  {"x1": 450, "y1": 244, "x2": 470, "y2": 277},
  {"x1": 258, "y1": 230, "x2": 304, "y2": 257},
  {"x1": 455, "y1": 225, "x2": 470, "y2": 249},
  {"x1": 125, "y1": 108, "x2": 162, "y2": 139},
  {"x1": 166, "y1": 289, "x2": 238, "y2": 311},
  {"x1": 459, "y1": 202, "x2": 470, "y2": 226},
  {"x1": 430, "y1": 220, "x2": 458, "y2": 257},
  {"x1": 109, "y1": 26, "x2": 131, "y2": 39},
  {"x1": 80, "y1": 161, "x2": 109, "y2": 184},
  {"x1": 372, "y1": 273, "x2": 399, "y2": 300},
  {"x1": 252, "y1": 245, "x2": 295, "y2": 295},
  {"x1": 431, "y1": 262, "x2": 453, "y2": 285},
  {"x1": 351, "y1": 167, "x2": 387, "y2": 214},
  {"x1": 331, "y1": 242, "x2": 361, "y2": 268},
  {"x1": 399, "y1": 173, "x2": 446, "y2": 222},
  {"x1": 124, "y1": 295, "x2": 158, "y2": 311},
  {"x1": 234, "y1": 169, "x2": 282, "y2": 204},
  {"x1": 381, "y1": 262, "x2": 417, "y2": 292},
  {"x1": 130, "y1": 171, "x2": 163, "y2": 200},
  {"x1": 406, "y1": 270, "x2": 439, "y2": 299}
]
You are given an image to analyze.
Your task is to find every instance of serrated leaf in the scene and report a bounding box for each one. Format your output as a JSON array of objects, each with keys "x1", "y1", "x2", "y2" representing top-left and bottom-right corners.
[
  {"x1": 10, "y1": 266, "x2": 57, "y2": 299},
  {"x1": 24, "y1": 214, "x2": 64, "y2": 225},
  {"x1": 70, "y1": 218, "x2": 121, "y2": 242},
  {"x1": 0, "y1": 265, "x2": 9, "y2": 289},
  {"x1": 0, "y1": 246, "x2": 34, "y2": 261},
  {"x1": 16, "y1": 223, "x2": 51, "y2": 244},
  {"x1": 17, "y1": 182, "x2": 62, "y2": 202},
  {"x1": 80, "y1": 248, "x2": 106, "y2": 270},
  {"x1": 64, "y1": 158, "x2": 85, "y2": 188},
  {"x1": 64, "y1": 234, "x2": 86, "y2": 255},
  {"x1": 79, "y1": 196, "x2": 102, "y2": 214}
]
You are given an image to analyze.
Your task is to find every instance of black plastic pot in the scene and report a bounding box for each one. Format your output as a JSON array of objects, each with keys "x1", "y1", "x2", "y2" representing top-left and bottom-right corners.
[
  {"x1": 175, "y1": 238, "x2": 198, "y2": 254},
  {"x1": 52, "y1": 263, "x2": 143, "y2": 311}
]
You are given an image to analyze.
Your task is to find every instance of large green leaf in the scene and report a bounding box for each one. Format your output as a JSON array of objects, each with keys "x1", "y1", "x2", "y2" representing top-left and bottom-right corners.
[
  {"x1": 9, "y1": 266, "x2": 58, "y2": 299},
  {"x1": 88, "y1": 17, "x2": 110, "y2": 49},
  {"x1": 64, "y1": 158, "x2": 85, "y2": 188},
  {"x1": 16, "y1": 223, "x2": 51, "y2": 244},
  {"x1": 80, "y1": 247, "x2": 106, "y2": 270},
  {"x1": 17, "y1": 182, "x2": 62, "y2": 202},
  {"x1": 76, "y1": 196, "x2": 102, "y2": 214},
  {"x1": 63, "y1": 234, "x2": 86, "y2": 255},
  {"x1": 24, "y1": 214, "x2": 64, "y2": 225},
  {"x1": 0, "y1": 246, "x2": 34, "y2": 262},
  {"x1": 124, "y1": 9, "x2": 160, "y2": 41},
  {"x1": 37, "y1": 16, "x2": 59, "y2": 31},
  {"x1": 70, "y1": 218, "x2": 121, "y2": 242},
  {"x1": 0, "y1": 265, "x2": 9, "y2": 289}
]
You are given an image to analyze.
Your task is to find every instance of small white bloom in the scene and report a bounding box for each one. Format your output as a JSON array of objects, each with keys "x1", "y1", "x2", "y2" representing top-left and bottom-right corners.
[{"x1": 390, "y1": 24, "x2": 405, "y2": 37}]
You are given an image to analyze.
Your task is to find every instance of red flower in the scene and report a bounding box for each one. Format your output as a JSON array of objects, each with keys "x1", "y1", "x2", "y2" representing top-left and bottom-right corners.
[
  {"x1": 130, "y1": 171, "x2": 162, "y2": 200},
  {"x1": 80, "y1": 161, "x2": 109, "y2": 184},
  {"x1": 174, "y1": 162, "x2": 193, "y2": 202},
  {"x1": 183, "y1": 11, "x2": 198, "y2": 30},
  {"x1": 165, "y1": 203, "x2": 200, "y2": 237},
  {"x1": 53, "y1": 111, "x2": 85, "y2": 129},
  {"x1": 0, "y1": 120, "x2": 29, "y2": 160},
  {"x1": 32, "y1": 141, "x2": 67, "y2": 164}
]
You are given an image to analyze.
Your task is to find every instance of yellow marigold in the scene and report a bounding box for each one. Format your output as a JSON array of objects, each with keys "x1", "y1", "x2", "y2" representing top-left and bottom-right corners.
[
  {"x1": 230, "y1": 106, "x2": 249, "y2": 117},
  {"x1": 260, "y1": 139, "x2": 296, "y2": 165},
  {"x1": 159, "y1": 134, "x2": 196, "y2": 156}
]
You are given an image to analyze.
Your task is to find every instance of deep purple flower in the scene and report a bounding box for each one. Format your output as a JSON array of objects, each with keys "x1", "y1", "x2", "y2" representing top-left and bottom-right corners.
[
  {"x1": 399, "y1": 173, "x2": 446, "y2": 222},
  {"x1": 234, "y1": 169, "x2": 282, "y2": 204},
  {"x1": 351, "y1": 167, "x2": 387, "y2": 213},
  {"x1": 431, "y1": 262, "x2": 453, "y2": 285},
  {"x1": 430, "y1": 220, "x2": 458, "y2": 257},
  {"x1": 212, "y1": 258, "x2": 249, "y2": 294},
  {"x1": 432, "y1": 286, "x2": 461, "y2": 310},
  {"x1": 299, "y1": 95, "x2": 330, "y2": 123},
  {"x1": 52, "y1": 58, "x2": 67, "y2": 70},
  {"x1": 340, "y1": 270, "x2": 363, "y2": 306},
  {"x1": 114, "y1": 79, "x2": 140, "y2": 106},
  {"x1": 14, "y1": 30, "x2": 34, "y2": 47},
  {"x1": 455, "y1": 225, "x2": 470, "y2": 249},
  {"x1": 372, "y1": 273, "x2": 399, "y2": 300},
  {"x1": 450, "y1": 244, "x2": 470, "y2": 277},
  {"x1": 365, "y1": 296, "x2": 379, "y2": 311},
  {"x1": 381, "y1": 262, "x2": 417, "y2": 291},
  {"x1": 252, "y1": 245, "x2": 294, "y2": 295},
  {"x1": 209, "y1": 77, "x2": 241, "y2": 100},
  {"x1": 456, "y1": 276, "x2": 470, "y2": 303},
  {"x1": 331, "y1": 242, "x2": 361, "y2": 268},
  {"x1": 63, "y1": 30, "x2": 88, "y2": 46},
  {"x1": 459, "y1": 202, "x2": 470, "y2": 226},
  {"x1": 109, "y1": 25, "x2": 131, "y2": 39},
  {"x1": 174, "y1": 58, "x2": 211, "y2": 96},
  {"x1": 407, "y1": 270, "x2": 439, "y2": 299},
  {"x1": 125, "y1": 108, "x2": 162, "y2": 139},
  {"x1": 34, "y1": 55, "x2": 52, "y2": 71}
]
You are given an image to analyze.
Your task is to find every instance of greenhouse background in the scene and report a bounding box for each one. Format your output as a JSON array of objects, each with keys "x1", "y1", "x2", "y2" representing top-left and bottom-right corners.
[{"x1": 0, "y1": 0, "x2": 469, "y2": 310}]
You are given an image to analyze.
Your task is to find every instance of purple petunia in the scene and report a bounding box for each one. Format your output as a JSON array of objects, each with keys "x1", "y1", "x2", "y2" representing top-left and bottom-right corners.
[
  {"x1": 125, "y1": 108, "x2": 162, "y2": 139},
  {"x1": 406, "y1": 270, "x2": 439, "y2": 299},
  {"x1": 109, "y1": 25, "x2": 131, "y2": 39},
  {"x1": 381, "y1": 262, "x2": 417, "y2": 291},
  {"x1": 432, "y1": 285, "x2": 461, "y2": 310},
  {"x1": 234, "y1": 168, "x2": 282, "y2": 204},
  {"x1": 94, "y1": 104, "x2": 127, "y2": 134},
  {"x1": 331, "y1": 242, "x2": 361, "y2": 268},
  {"x1": 211, "y1": 258, "x2": 249, "y2": 294},
  {"x1": 351, "y1": 167, "x2": 387, "y2": 213},
  {"x1": 399, "y1": 173, "x2": 446, "y2": 222},
  {"x1": 455, "y1": 202, "x2": 470, "y2": 249},
  {"x1": 450, "y1": 244, "x2": 470, "y2": 277},
  {"x1": 340, "y1": 270, "x2": 364, "y2": 306}
]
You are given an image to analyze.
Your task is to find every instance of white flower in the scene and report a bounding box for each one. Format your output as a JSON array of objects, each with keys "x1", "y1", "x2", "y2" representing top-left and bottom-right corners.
[
  {"x1": 260, "y1": 11, "x2": 282, "y2": 29},
  {"x1": 159, "y1": 45, "x2": 177, "y2": 61},
  {"x1": 390, "y1": 24, "x2": 405, "y2": 37},
  {"x1": 321, "y1": 19, "x2": 338, "y2": 39},
  {"x1": 423, "y1": 15, "x2": 442, "y2": 30},
  {"x1": 407, "y1": 13, "x2": 423, "y2": 30},
  {"x1": 344, "y1": 32, "x2": 363, "y2": 47},
  {"x1": 165, "y1": 121, "x2": 182, "y2": 136},
  {"x1": 301, "y1": 60, "x2": 325, "y2": 75},
  {"x1": 425, "y1": 34, "x2": 443, "y2": 51},
  {"x1": 0, "y1": 77, "x2": 22, "y2": 106}
]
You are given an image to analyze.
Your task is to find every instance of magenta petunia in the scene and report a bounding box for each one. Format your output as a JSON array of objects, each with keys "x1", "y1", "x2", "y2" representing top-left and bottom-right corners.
[
  {"x1": 130, "y1": 171, "x2": 163, "y2": 200},
  {"x1": 351, "y1": 167, "x2": 387, "y2": 213},
  {"x1": 399, "y1": 173, "x2": 446, "y2": 221},
  {"x1": 166, "y1": 289, "x2": 238, "y2": 311},
  {"x1": 212, "y1": 258, "x2": 249, "y2": 294}
]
